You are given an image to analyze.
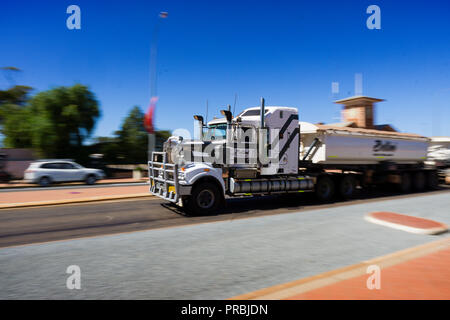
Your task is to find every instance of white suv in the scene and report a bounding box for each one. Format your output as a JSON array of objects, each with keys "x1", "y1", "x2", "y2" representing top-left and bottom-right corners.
[{"x1": 24, "y1": 160, "x2": 105, "y2": 187}]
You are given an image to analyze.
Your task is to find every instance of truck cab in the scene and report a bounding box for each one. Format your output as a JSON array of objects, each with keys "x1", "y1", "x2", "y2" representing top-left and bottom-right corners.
[{"x1": 148, "y1": 99, "x2": 314, "y2": 215}]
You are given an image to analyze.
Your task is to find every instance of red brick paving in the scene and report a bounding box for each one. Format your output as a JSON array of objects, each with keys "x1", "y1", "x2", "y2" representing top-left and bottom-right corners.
[
  {"x1": 369, "y1": 211, "x2": 447, "y2": 230},
  {"x1": 287, "y1": 247, "x2": 450, "y2": 300},
  {"x1": 0, "y1": 184, "x2": 149, "y2": 205}
]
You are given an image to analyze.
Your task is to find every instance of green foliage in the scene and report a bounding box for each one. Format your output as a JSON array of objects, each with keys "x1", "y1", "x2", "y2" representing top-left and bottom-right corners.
[
  {"x1": 0, "y1": 85, "x2": 32, "y2": 106},
  {"x1": 116, "y1": 106, "x2": 148, "y2": 163},
  {"x1": 93, "y1": 107, "x2": 171, "y2": 164},
  {"x1": 0, "y1": 76, "x2": 171, "y2": 165},
  {"x1": 1, "y1": 84, "x2": 100, "y2": 159},
  {"x1": 1, "y1": 104, "x2": 33, "y2": 148}
]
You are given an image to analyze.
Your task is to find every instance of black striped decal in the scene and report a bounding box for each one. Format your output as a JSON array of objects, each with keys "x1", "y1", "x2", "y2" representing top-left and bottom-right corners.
[
  {"x1": 280, "y1": 114, "x2": 298, "y2": 136},
  {"x1": 278, "y1": 127, "x2": 299, "y2": 160},
  {"x1": 270, "y1": 114, "x2": 299, "y2": 152}
]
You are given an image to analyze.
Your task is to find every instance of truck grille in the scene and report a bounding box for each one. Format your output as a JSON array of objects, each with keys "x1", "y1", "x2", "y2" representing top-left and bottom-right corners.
[{"x1": 148, "y1": 152, "x2": 179, "y2": 202}]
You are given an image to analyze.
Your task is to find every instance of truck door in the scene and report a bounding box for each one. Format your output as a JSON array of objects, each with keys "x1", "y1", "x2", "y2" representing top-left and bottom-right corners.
[{"x1": 261, "y1": 109, "x2": 299, "y2": 175}]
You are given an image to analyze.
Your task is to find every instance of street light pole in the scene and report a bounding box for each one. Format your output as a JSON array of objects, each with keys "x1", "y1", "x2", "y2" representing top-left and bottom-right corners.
[{"x1": 148, "y1": 11, "x2": 168, "y2": 161}]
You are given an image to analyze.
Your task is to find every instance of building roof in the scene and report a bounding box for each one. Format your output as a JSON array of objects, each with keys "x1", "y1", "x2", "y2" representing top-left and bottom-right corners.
[
  {"x1": 374, "y1": 124, "x2": 397, "y2": 132},
  {"x1": 334, "y1": 95, "x2": 385, "y2": 105},
  {"x1": 323, "y1": 121, "x2": 357, "y2": 128}
]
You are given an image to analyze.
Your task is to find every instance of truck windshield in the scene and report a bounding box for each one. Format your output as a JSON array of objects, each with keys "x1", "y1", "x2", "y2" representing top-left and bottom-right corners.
[{"x1": 203, "y1": 124, "x2": 227, "y2": 141}]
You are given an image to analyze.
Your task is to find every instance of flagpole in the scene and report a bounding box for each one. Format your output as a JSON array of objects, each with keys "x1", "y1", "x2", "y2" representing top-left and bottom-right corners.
[{"x1": 148, "y1": 12, "x2": 168, "y2": 162}]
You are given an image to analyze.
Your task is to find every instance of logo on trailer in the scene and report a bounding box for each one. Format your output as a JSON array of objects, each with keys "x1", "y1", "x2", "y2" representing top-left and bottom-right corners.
[{"x1": 373, "y1": 140, "x2": 397, "y2": 155}]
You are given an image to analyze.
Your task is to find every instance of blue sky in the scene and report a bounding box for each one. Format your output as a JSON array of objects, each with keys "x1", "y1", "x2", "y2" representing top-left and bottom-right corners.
[{"x1": 1, "y1": 0, "x2": 449, "y2": 139}]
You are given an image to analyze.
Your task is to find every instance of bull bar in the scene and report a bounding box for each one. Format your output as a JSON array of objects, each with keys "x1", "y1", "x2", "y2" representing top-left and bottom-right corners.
[{"x1": 148, "y1": 151, "x2": 179, "y2": 203}]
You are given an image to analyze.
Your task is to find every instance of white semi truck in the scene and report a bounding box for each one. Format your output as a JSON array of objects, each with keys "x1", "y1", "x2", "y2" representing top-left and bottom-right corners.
[{"x1": 148, "y1": 98, "x2": 438, "y2": 215}]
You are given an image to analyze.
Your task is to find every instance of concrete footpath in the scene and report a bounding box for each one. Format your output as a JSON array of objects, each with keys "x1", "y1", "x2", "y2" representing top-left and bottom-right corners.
[{"x1": 0, "y1": 184, "x2": 151, "y2": 209}]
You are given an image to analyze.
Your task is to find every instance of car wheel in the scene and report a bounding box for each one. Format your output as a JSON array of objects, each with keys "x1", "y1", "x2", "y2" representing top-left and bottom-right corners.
[
  {"x1": 85, "y1": 174, "x2": 97, "y2": 185},
  {"x1": 39, "y1": 176, "x2": 51, "y2": 187}
]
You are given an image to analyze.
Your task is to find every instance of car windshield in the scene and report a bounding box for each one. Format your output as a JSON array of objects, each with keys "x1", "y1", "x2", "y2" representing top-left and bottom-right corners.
[{"x1": 203, "y1": 124, "x2": 227, "y2": 141}]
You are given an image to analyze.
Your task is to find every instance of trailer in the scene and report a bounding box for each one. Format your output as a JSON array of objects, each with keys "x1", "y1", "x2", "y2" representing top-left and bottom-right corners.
[
  {"x1": 148, "y1": 99, "x2": 438, "y2": 215},
  {"x1": 426, "y1": 136, "x2": 450, "y2": 182}
]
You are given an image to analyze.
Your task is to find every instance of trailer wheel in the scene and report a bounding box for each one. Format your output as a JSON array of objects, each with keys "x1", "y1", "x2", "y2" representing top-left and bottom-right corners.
[
  {"x1": 339, "y1": 175, "x2": 356, "y2": 199},
  {"x1": 187, "y1": 182, "x2": 222, "y2": 215},
  {"x1": 426, "y1": 171, "x2": 439, "y2": 190},
  {"x1": 315, "y1": 176, "x2": 335, "y2": 202},
  {"x1": 398, "y1": 172, "x2": 411, "y2": 193},
  {"x1": 412, "y1": 171, "x2": 425, "y2": 191}
]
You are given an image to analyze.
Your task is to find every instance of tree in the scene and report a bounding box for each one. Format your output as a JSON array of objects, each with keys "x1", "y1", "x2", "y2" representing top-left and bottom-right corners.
[
  {"x1": 155, "y1": 129, "x2": 171, "y2": 150},
  {"x1": 91, "y1": 136, "x2": 123, "y2": 164},
  {"x1": 117, "y1": 106, "x2": 148, "y2": 164},
  {"x1": 0, "y1": 67, "x2": 32, "y2": 122},
  {"x1": 2, "y1": 84, "x2": 101, "y2": 159},
  {"x1": 0, "y1": 85, "x2": 33, "y2": 127},
  {"x1": 94, "y1": 107, "x2": 171, "y2": 164},
  {"x1": 1, "y1": 105, "x2": 33, "y2": 148},
  {"x1": 0, "y1": 85, "x2": 33, "y2": 106}
]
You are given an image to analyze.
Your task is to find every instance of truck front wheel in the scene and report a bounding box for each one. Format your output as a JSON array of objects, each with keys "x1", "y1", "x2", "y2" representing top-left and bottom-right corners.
[{"x1": 186, "y1": 182, "x2": 222, "y2": 215}]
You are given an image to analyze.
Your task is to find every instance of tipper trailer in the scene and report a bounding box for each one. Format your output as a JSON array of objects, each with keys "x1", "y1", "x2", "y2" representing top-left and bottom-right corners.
[{"x1": 148, "y1": 98, "x2": 438, "y2": 215}]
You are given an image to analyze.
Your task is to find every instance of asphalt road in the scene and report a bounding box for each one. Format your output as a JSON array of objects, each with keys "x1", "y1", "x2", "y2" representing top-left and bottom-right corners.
[
  {"x1": 1, "y1": 191, "x2": 449, "y2": 299},
  {"x1": 0, "y1": 187, "x2": 449, "y2": 248}
]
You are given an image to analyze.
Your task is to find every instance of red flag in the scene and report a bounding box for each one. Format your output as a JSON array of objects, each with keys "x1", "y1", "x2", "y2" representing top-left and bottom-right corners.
[{"x1": 144, "y1": 96, "x2": 158, "y2": 134}]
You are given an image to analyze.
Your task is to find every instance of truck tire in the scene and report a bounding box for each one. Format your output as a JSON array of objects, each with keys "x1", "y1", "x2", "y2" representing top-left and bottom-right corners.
[
  {"x1": 39, "y1": 176, "x2": 52, "y2": 187},
  {"x1": 186, "y1": 182, "x2": 222, "y2": 215},
  {"x1": 315, "y1": 176, "x2": 335, "y2": 202},
  {"x1": 398, "y1": 172, "x2": 411, "y2": 193},
  {"x1": 426, "y1": 170, "x2": 439, "y2": 190},
  {"x1": 412, "y1": 171, "x2": 425, "y2": 192},
  {"x1": 338, "y1": 175, "x2": 356, "y2": 199}
]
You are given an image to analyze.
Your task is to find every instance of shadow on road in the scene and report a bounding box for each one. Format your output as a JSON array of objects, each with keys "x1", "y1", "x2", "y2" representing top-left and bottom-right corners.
[
  {"x1": 1, "y1": 184, "x2": 448, "y2": 248},
  {"x1": 163, "y1": 184, "x2": 450, "y2": 218}
]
